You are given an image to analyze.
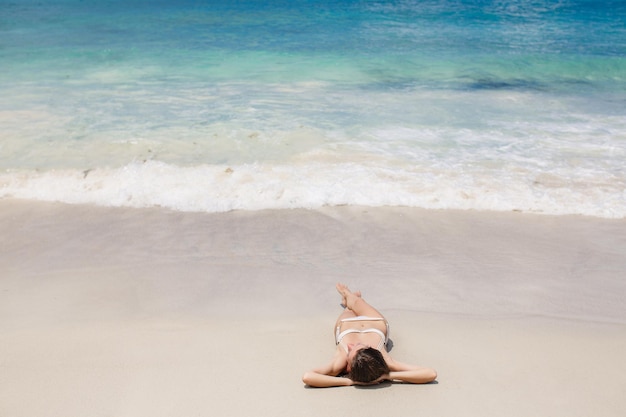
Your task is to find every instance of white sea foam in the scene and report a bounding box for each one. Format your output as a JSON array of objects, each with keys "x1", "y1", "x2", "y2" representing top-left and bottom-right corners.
[
  {"x1": 2, "y1": 84, "x2": 624, "y2": 219},
  {"x1": 1, "y1": 160, "x2": 624, "y2": 218}
]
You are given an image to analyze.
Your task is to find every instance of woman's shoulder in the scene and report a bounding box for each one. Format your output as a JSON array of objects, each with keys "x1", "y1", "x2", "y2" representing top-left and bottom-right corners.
[{"x1": 330, "y1": 346, "x2": 348, "y2": 373}]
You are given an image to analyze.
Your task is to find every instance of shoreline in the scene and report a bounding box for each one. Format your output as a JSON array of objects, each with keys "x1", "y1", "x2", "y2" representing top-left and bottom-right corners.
[{"x1": 2, "y1": 199, "x2": 625, "y2": 416}]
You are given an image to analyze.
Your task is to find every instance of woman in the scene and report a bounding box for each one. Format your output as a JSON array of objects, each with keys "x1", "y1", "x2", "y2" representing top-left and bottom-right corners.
[{"x1": 302, "y1": 283, "x2": 437, "y2": 387}]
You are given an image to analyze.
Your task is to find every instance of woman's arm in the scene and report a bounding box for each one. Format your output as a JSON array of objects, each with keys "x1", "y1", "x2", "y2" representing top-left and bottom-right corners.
[
  {"x1": 388, "y1": 368, "x2": 437, "y2": 384},
  {"x1": 302, "y1": 371, "x2": 353, "y2": 387},
  {"x1": 302, "y1": 350, "x2": 351, "y2": 387},
  {"x1": 386, "y1": 358, "x2": 437, "y2": 384}
]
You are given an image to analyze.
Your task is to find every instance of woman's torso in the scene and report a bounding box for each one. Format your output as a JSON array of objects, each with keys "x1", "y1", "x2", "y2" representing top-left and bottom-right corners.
[{"x1": 335, "y1": 317, "x2": 388, "y2": 352}]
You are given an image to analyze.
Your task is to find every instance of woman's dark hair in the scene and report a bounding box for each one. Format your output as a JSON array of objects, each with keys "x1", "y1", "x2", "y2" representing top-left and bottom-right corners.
[{"x1": 348, "y1": 347, "x2": 390, "y2": 384}]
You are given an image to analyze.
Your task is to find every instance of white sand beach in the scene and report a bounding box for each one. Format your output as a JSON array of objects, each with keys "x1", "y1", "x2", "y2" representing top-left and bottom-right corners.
[{"x1": 1, "y1": 200, "x2": 625, "y2": 417}]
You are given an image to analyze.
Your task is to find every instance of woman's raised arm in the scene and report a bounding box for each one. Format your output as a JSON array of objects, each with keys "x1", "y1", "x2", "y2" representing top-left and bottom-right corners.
[
  {"x1": 386, "y1": 358, "x2": 437, "y2": 384},
  {"x1": 302, "y1": 371, "x2": 353, "y2": 387},
  {"x1": 302, "y1": 351, "x2": 351, "y2": 387}
]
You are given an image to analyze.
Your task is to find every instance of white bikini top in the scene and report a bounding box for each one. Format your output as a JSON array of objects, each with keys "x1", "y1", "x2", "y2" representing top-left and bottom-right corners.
[{"x1": 335, "y1": 316, "x2": 389, "y2": 352}]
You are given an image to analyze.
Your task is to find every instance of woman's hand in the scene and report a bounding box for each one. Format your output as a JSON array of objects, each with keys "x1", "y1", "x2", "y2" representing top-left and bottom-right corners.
[{"x1": 374, "y1": 373, "x2": 391, "y2": 384}]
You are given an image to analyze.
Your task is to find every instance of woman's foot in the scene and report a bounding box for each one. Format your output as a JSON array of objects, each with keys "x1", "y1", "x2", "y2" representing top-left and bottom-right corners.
[{"x1": 336, "y1": 283, "x2": 361, "y2": 308}]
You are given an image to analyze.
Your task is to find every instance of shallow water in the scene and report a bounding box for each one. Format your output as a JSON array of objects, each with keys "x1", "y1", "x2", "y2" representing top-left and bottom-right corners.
[{"x1": 1, "y1": 0, "x2": 625, "y2": 216}]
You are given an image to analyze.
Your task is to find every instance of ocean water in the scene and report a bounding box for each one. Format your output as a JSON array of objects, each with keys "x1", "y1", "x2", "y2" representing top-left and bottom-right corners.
[{"x1": 1, "y1": 0, "x2": 625, "y2": 217}]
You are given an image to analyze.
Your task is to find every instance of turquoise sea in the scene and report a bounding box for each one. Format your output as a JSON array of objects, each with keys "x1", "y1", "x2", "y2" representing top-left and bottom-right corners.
[{"x1": 1, "y1": 0, "x2": 625, "y2": 217}]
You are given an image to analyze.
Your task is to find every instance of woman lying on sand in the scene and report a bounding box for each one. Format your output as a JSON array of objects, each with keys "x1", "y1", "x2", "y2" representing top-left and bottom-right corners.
[{"x1": 302, "y1": 283, "x2": 437, "y2": 387}]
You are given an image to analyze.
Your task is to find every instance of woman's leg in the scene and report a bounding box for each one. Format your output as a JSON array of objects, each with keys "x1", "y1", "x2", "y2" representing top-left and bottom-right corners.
[
  {"x1": 335, "y1": 298, "x2": 358, "y2": 331},
  {"x1": 336, "y1": 283, "x2": 385, "y2": 319}
]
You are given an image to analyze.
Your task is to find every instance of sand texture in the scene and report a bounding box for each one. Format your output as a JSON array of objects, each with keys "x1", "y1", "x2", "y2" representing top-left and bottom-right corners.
[{"x1": 1, "y1": 200, "x2": 625, "y2": 416}]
